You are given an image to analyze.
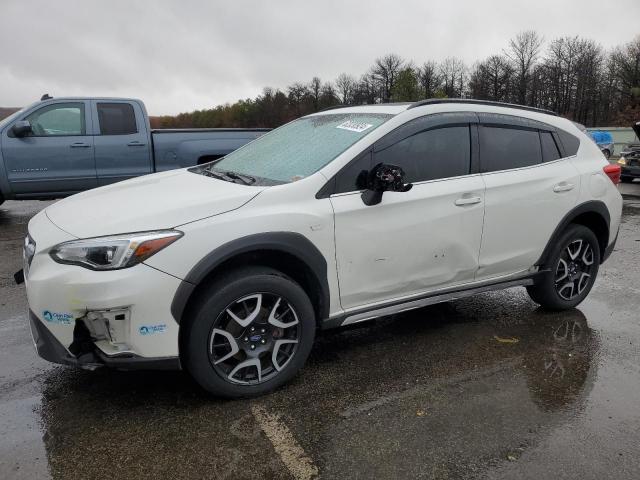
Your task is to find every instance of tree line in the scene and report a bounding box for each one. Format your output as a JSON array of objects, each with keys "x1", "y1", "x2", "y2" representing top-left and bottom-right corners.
[{"x1": 153, "y1": 32, "x2": 640, "y2": 129}]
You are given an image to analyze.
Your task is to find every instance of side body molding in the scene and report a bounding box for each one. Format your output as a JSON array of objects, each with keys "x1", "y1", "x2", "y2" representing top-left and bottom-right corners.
[
  {"x1": 536, "y1": 200, "x2": 611, "y2": 267},
  {"x1": 170, "y1": 232, "x2": 330, "y2": 324}
]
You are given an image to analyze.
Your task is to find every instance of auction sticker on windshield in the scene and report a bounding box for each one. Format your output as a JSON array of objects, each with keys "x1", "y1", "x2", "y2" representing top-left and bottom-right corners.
[{"x1": 336, "y1": 120, "x2": 374, "y2": 133}]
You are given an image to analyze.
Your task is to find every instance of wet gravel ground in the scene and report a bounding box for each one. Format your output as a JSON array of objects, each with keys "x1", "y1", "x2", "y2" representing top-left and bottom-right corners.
[{"x1": 1, "y1": 191, "x2": 640, "y2": 480}]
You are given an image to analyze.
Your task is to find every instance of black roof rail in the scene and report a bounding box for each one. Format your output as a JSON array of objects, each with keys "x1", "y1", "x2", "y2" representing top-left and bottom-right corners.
[
  {"x1": 317, "y1": 104, "x2": 354, "y2": 112},
  {"x1": 407, "y1": 98, "x2": 557, "y2": 116}
]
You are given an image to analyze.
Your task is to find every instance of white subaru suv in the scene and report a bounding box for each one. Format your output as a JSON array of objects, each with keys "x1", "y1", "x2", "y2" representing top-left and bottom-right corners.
[{"x1": 20, "y1": 99, "x2": 623, "y2": 397}]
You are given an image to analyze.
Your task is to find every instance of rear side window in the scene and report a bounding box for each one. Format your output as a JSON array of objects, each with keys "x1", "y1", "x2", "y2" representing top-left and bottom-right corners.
[
  {"x1": 97, "y1": 103, "x2": 137, "y2": 135},
  {"x1": 557, "y1": 130, "x2": 580, "y2": 156},
  {"x1": 480, "y1": 126, "x2": 542, "y2": 172},
  {"x1": 373, "y1": 126, "x2": 471, "y2": 183},
  {"x1": 540, "y1": 131, "x2": 561, "y2": 162}
]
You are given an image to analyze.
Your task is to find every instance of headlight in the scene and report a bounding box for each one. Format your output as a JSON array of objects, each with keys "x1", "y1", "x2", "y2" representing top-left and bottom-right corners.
[
  {"x1": 50, "y1": 230, "x2": 182, "y2": 270},
  {"x1": 618, "y1": 157, "x2": 626, "y2": 165}
]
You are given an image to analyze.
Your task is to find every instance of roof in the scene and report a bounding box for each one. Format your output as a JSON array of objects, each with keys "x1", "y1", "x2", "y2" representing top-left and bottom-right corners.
[{"x1": 311, "y1": 103, "x2": 411, "y2": 116}]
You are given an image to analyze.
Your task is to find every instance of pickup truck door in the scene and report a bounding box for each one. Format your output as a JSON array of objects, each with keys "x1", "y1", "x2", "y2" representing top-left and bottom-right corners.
[
  {"x1": 91, "y1": 100, "x2": 152, "y2": 186},
  {"x1": 2, "y1": 101, "x2": 97, "y2": 196}
]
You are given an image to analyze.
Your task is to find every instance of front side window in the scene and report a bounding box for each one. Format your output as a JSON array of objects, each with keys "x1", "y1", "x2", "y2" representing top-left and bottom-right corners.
[
  {"x1": 24, "y1": 103, "x2": 85, "y2": 136},
  {"x1": 196, "y1": 113, "x2": 392, "y2": 185},
  {"x1": 480, "y1": 126, "x2": 542, "y2": 172},
  {"x1": 373, "y1": 126, "x2": 471, "y2": 183},
  {"x1": 97, "y1": 103, "x2": 137, "y2": 135}
]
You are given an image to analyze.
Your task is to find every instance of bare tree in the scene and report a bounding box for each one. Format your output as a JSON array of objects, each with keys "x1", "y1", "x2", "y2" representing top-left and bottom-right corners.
[
  {"x1": 335, "y1": 73, "x2": 356, "y2": 104},
  {"x1": 417, "y1": 61, "x2": 441, "y2": 98},
  {"x1": 309, "y1": 76, "x2": 322, "y2": 111},
  {"x1": 505, "y1": 30, "x2": 544, "y2": 104},
  {"x1": 370, "y1": 54, "x2": 405, "y2": 102},
  {"x1": 439, "y1": 57, "x2": 467, "y2": 98}
]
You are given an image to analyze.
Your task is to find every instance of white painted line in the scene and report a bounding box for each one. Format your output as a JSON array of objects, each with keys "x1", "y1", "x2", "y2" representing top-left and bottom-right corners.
[{"x1": 251, "y1": 404, "x2": 319, "y2": 480}]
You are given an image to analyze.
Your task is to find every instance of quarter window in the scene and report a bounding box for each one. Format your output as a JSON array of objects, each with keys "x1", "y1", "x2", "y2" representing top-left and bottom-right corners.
[
  {"x1": 373, "y1": 126, "x2": 471, "y2": 183},
  {"x1": 480, "y1": 126, "x2": 542, "y2": 172},
  {"x1": 557, "y1": 129, "x2": 580, "y2": 156},
  {"x1": 24, "y1": 103, "x2": 85, "y2": 136},
  {"x1": 97, "y1": 103, "x2": 138, "y2": 135}
]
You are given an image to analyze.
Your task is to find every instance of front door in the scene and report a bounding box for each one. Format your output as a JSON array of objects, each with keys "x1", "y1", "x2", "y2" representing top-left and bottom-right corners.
[
  {"x1": 3, "y1": 101, "x2": 96, "y2": 196},
  {"x1": 330, "y1": 115, "x2": 486, "y2": 311}
]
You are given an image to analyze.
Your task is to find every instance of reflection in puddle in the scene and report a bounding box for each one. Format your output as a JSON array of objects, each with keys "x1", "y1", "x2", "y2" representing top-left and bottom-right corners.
[{"x1": 37, "y1": 293, "x2": 599, "y2": 479}]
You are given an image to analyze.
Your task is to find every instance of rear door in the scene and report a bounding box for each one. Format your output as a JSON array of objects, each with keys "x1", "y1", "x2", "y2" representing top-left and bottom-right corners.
[
  {"x1": 91, "y1": 101, "x2": 152, "y2": 186},
  {"x1": 476, "y1": 113, "x2": 581, "y2": 280},
  {"x1": 2, "y1": 101, "x2": 96, "y2": 196},
  {"x1": 330, "y1": 113, "x2": 486, "y2": 310}
]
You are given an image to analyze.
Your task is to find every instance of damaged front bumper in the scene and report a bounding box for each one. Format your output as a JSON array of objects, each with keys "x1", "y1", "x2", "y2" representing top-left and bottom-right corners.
[{"x1": 29, "y1": 310, "x2": 180, "y2": 371}]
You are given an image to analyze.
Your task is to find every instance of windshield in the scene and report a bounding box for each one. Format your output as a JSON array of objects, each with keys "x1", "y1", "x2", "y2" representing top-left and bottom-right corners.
[{"x1": 194, "y1": 113, "x2": 392, "y2": 185}]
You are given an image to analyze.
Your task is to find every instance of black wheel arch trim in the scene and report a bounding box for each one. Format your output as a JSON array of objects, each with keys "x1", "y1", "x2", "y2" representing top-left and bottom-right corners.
[
  {"x1": 170, "y1": 232, "x2": 330, "y2": 324},
  {"x1": 536, "y1": 200, "x2": 611, "y2": 267}
]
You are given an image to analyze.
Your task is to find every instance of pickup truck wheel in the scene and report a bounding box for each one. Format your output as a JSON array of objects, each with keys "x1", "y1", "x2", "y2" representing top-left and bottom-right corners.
[
  {"x1": 182, "y1": 267, "x2": 315, "y2": 398},
  {"x1": 527, "y1": 224, "x2": 600, "y2": 310}
]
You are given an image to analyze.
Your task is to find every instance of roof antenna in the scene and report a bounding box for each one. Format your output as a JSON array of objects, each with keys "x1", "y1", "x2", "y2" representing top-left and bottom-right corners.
[{"x1": 40, "y1": 93, "x2": 52, "y2": 101}]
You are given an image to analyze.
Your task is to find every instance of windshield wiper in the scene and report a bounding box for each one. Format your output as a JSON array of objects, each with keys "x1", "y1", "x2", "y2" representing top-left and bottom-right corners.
[{"x1": 222, "y1": 171, "x2": 256, "y2": 185}]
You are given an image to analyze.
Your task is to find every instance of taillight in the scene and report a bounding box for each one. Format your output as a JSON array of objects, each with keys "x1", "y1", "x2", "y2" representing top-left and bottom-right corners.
[{"x1": 603, "y1": 164, "x2": 621, "y2": 185}]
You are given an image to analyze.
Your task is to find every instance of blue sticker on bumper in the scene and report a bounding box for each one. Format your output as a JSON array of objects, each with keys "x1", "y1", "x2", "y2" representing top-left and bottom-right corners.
[
  {"x1": 42, "y1": 310, "x2": 74, "y2": 325},
  {"x1": 139, "y1": 324, "x2": 167, "y2": 335}
]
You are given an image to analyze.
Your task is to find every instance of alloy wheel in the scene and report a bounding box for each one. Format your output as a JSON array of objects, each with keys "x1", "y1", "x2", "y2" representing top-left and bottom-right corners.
[
  {"x1": 208, "y1": 293, "x2": 300, "y2": 385},
  {"x1": 554, "y1": 239, "x2": 595, "y2": 301}
]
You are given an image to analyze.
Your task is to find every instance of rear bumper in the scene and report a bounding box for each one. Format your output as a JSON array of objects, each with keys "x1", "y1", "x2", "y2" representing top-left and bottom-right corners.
[{"x1": 29, "y1": 310, "x2": 181, "y2": 370}]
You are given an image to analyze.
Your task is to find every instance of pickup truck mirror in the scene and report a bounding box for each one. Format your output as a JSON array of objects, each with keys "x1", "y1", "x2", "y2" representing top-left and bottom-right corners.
[{"x1": 12, "y1": 120, "x2": 32, "y2": 138}]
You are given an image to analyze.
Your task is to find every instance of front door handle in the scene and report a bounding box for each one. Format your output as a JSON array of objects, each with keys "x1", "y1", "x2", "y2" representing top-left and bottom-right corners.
[
  {"x1": 70, "y1": 142, "x2": 91, "y2": 148},
  {"x1": 127, "y1": 141, "x2": 146, "y2": 147},
  {"x1": 553, "y1": 182, "x2": 575, "y2": 193},
  {"x1": 454, "y1": 196, "x2": 482, "y2": 206}
]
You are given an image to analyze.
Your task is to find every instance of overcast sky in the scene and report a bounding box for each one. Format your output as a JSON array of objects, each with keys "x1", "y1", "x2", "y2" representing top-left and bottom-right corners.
[{"x1": 1, "y1": 0, "x2": 639, "y2": 115}]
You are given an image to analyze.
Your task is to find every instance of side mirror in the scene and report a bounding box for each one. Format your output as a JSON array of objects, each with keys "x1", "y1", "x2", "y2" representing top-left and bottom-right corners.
[
  {"x1": 11, "y1": 120, "x2": 32, "y2": 138},
  {"x1": 361, "y1": 163, "x2": 413, "y2": 206}
]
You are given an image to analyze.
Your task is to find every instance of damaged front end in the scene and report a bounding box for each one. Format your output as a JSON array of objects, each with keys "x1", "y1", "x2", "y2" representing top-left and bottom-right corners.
[{"x1": 29, "y1": 310, "x2": 180, "y2": 371}]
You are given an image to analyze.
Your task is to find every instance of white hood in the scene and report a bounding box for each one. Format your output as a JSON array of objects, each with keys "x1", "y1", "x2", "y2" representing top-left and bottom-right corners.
[{"x1": 45, "y1": 169, "x2": 264, "y2": 238}]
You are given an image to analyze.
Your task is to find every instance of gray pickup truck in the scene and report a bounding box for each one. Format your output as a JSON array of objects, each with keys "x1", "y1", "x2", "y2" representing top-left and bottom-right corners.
[{"x1": 0, "y1": 96, "x2": 268, "y2": 204}]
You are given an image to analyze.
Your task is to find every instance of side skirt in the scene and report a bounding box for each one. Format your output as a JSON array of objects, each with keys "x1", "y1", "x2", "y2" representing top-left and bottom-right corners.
[{"x1": 322, "y1": 274, "x2": 542, "y2": 330}]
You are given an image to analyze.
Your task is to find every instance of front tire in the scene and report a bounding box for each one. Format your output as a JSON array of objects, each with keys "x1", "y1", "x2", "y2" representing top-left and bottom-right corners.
[
  {"x1": 527, "y1": 224, "x2": 600, "y2": 310},
  {"x1": 182, "y1": 267, "x2": 316, "y2": 398}
]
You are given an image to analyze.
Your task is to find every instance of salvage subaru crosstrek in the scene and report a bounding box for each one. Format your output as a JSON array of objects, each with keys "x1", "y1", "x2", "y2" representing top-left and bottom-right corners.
[{"x1": 20, "y1": 99, "x2": 623, "y2": 397}]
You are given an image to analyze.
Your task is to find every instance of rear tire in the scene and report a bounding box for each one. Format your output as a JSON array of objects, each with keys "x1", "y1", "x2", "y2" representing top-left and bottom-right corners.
[
  {"x1": 602, "y1": 149, "x2": 611, "y2": 159},
  {"x1": 527, "y1": 224, "x2": 600, "y2": 310},
  {"x1": 182, "y1": 267, "x2": 316, "y2": 398},
  {"x1": 620, "y1": 176, "x2": 633, "y2": 183}
]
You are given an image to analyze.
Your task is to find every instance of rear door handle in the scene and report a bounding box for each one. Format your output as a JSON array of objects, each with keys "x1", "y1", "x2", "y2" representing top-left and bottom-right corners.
[
  {"x1": 70, "y1": 142, "x2": 91, "y2": 148},
  {"x1": 553, "y1": 182, "x2": 575, "y2": 193},
  {"x1": 127, "y1": 141, "x2": 146, "y2": 147},
  {"x1": 454, "y1": 196, "x2": 482, "y2": 206}
]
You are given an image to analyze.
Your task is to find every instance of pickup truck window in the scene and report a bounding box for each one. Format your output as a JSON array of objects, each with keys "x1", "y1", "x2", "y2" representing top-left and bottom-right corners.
[
  {"x1": 97, "y1": 103, "x2": 138, "y2": 135},
  {"x1": 204, "y1": 113, "x2": 392, "y2": 184},
  {"x1": 25, "y1": 103, "x2": 85, "y2": 136}
]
